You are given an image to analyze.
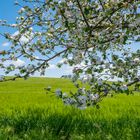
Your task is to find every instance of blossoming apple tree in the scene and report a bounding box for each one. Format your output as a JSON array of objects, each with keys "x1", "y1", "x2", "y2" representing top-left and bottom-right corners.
[{"x1": 0, "y1": 0, "x2": 140, "y2": 109}]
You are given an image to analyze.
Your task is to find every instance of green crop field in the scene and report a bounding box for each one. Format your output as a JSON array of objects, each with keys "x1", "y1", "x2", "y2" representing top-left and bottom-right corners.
[{"x1": 0, "y1": 77, "x2": 140, "y2": 140}]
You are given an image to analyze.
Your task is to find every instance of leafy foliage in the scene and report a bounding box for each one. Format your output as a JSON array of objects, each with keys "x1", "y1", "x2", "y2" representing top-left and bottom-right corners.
[{"x1": 0, "y1": 0, "x2": 140, "y2": 108}]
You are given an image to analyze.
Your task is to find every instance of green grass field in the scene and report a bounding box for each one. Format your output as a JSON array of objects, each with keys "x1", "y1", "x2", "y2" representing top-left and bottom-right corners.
[{"x1": 0, "y1": 77, "x2": 140, "y2": 140}]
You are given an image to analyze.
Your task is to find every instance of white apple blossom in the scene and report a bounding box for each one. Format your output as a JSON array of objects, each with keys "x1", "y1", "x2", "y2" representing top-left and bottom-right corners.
[
  {"x1": 67, "y1": 1, "x2": 73, "y2": 7},
  {"x1": 88, "y1": 94, "x2": 99, "y2": 101},
  {"x1": 62, "y1": 93, "x2": 68, "y2": 98},
  {"x1": 27, "y1": 64, "x2": 34, "y2": 72},
  {"x1": 63, "y1": 98, "x2": 76, "y2": 105},
  {"x1": 55, "y1": 89, "x2": 62, "y2": 97},
  {"x1": 11, "y1": 24, "x2": 17, "y2": 27},
  {"x1": 18, "y1": 7, "x2": 25, "y2": 14},
  {"x1": 134, "y1": 58, "x2": 140, "y2": 63},
  {"x1": 97, "y1": 79, "x2": 103, "y2": 86},
  {"x1": 120, "y1": 85, "x2": 128, "y2": 91},
  {"x1": 92, "y1": 55, "x2": 102, "y2": 65},
  {"x1": 112, "y1": 85, "x2": 117, "y2": 90},
  {"x1": 77, "y1": 95, "x2": 87, "y2": 105},
  {"x1": 81, "y1": 75, "x2": 92, "y2": 83}
]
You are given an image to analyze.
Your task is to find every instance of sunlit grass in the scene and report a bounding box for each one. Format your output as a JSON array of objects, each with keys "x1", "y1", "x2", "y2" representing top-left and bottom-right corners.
[{"x1": 0, "y1": 77, "x2": 140, "y2": 139}]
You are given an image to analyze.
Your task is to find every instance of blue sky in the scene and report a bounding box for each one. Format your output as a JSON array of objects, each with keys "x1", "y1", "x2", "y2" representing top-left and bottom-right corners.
[
  {"x1": 0, "y1": 0, "x2": 73, "y2": 77},
  {"x1": 0, "y1": 0, "x2": 139, "y2": 78}
]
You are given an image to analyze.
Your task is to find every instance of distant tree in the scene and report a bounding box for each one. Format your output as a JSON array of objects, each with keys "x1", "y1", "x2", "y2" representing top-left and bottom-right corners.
[
  {"x1": 0, "y1": 0, "x2": 140, "y2": 109},
  {"x1": 61, "y1": 75, "x2": 72, "y2": 78}
]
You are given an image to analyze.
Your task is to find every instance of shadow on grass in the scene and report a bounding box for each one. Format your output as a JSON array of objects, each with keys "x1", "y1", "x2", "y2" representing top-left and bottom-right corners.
[{"x1": 0, "y1": 108, "x2": 140, "y2": 139}]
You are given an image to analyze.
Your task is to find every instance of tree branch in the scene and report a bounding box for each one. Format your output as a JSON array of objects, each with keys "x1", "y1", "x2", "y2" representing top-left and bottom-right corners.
[
  {"x1": 127, "y1": 78, "x2": 140, "y2": 86},
  {"x1": 76, "y1": 0, "x2": 90, "y2": 29},
  {"x1": 0, "y1": 48, "x2": 70, "y2": 82}
]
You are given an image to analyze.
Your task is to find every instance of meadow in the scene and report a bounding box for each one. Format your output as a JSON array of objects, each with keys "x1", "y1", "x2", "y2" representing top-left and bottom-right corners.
[{"x1": 0, "y1": 77, "x2": 140, "y2": 140}]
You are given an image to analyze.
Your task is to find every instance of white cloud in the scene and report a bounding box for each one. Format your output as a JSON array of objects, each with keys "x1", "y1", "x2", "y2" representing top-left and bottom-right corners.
[
  {"x1": 12, "y1": 30, "x2": 33, "y2": 45},
  {"x1": 12, "y1": 59, "x2": 25, "y2": 67},
  {"x1": 59, "y1": 58, "x2": 67, "y2": 64},
  {"x1": 4, "y1": 59, "x2": 25, "y2": 67},
  {"x1": 2, "y1": 42, "x2": 10, "y2": 47},
  {"x1": 45, "y1": 63, "x2": 73, "y2": 76},
  {"x1": 64, "y1": 65, "x2": 73, "y2": 74},
  {"x1": 12, "y1": 31, "x2": 19, "y2": 36},
  {"x1": 20, "y1": 35, "x2": 30, "y2": 44},
  {"x1": 47, "y1": 64, "x2": 56, "y2": 70}
]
